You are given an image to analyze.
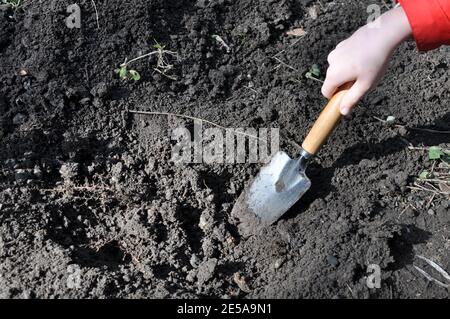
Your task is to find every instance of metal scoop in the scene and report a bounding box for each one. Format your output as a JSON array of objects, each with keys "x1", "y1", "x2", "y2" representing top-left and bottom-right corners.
[{"x1": 231, "y1": 83, "x2": 353, "y2": 235}]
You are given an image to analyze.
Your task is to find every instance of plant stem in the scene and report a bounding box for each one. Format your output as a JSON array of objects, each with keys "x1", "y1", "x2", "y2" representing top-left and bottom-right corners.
[
  {"x1": 120, "y1": 51, "x2": 159, "y2": 67},
  {"x1": 305, "y1": 73, "x2": 324, "y2": 83}
]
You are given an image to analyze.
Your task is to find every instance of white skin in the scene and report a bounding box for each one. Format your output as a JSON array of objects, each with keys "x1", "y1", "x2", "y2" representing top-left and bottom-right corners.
[{"x1": 322, "y1": 6, "x2": 413, "y2": 115}]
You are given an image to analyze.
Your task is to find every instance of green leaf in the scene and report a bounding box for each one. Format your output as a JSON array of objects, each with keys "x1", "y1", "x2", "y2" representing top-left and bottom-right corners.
[
  {"x1": 129, "y1": 70, "x2": 141, "y2": 81},
  {"x1": 153, "y1": 41, "x2": 164, "y2": 50},
  {"x1": 118, "y1": 66, "x2": 128, "y2": 79},
  {"x1": 428, "y1": 146, "x2": 443, "y2": 160},
  {"x1": 418, "y1": 171, "x2": 430, "y2": 180},
  {"x1": 310, "y1": 64, "x2": 321, "y2": 77}
]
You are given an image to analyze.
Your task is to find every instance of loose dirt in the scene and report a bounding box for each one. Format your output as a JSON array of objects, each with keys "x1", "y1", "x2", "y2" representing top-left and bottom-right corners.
[{"x1": 1, "y1": 0, "x2": 449, "y2": 298}]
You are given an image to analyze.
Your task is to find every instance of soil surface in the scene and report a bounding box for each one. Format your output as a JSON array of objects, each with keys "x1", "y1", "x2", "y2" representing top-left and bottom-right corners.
[{"x1": 1, "y1": 0, "x2": 449, "y2": 298}]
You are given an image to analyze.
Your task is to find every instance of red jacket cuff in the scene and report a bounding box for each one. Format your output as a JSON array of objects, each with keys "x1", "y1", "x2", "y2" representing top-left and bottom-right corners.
[{"x1": 398, "y1": 0, "x2": 450, "y2": 51}]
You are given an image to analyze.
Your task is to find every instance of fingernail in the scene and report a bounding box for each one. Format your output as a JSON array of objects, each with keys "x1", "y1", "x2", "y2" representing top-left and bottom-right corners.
[{"x1": 340, "y1": 105, "x2": 351, "y2": 116}]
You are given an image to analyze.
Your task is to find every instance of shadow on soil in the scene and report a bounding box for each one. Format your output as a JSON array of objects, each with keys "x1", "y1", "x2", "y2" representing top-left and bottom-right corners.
[{"x1": 283, "y1": 111, "x2": 450, "y2": 221}]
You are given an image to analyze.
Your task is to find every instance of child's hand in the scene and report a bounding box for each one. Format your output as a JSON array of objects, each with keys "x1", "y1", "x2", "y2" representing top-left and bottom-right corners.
[{"x1": 322, "y1": 6, "x2": 412, "y2": 115}]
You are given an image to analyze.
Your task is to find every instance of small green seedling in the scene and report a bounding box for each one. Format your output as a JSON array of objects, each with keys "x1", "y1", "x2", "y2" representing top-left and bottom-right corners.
[
  {"x1": 115, "y1": 41, "x2": 178, "y2": 82},
  {"x1": 309, "y1": 64, "x2": 321, "y2": 77},
  {"x1": 128, "y1": 70, "x2": 140, "y2": 81},
  {"x1": 419, "y1": 170, "x2": 432, "y2": 180},
  {"x1": 153, "y1": 40, "x2": 165, "y2": 51},
  {"x1": 115, "y1": 65, "x2": 141, "y2": 81},
  {"x1": 305, "y1": 64, "x2": 323, "y2": 82},
  {"x1": 428, "y1": 146, "x2": 445, "y2": 160},
  {"x1": 2, "y1": 0, "x2": 21, "y2": 8}
]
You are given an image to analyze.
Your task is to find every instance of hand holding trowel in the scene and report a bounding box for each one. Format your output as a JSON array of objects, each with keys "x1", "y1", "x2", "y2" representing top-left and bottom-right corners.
[{"x1": 231, "y1": 82, "x2": 353, "y2": 236}]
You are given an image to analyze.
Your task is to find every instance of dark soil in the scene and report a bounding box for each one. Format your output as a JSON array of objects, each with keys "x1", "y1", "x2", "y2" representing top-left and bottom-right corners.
[{"x1": 1, "y1": 0, "x2": 449, "y2": 298}]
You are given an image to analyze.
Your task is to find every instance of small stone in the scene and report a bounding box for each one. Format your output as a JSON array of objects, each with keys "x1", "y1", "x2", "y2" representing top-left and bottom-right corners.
[
  {"x1": 110, "y1": 162, "x2": 123, "y2": 183},
  {"x1": 14, "y1": 169, "x2": 31, "y2": 182},
  {"x1": 197, "y1": 258, "x2": 217, "y2": 285},
  {"x1": 186, "y1": 270, "x2": 196, "y2": 282},
  {"x1": 327, "y1": 255, "x2": 339, "y2": 266},
  {"x1": 227, "y1": 182, "x2": 236, "y2": 194},
  {"x1": 308, "y1": 6, "x2": 318, "y2": 19},
  {"x1": 233, "y1": 272, "x2": 251, "y2": 293},
  {"x1": 199, "y1": 209, "x2": 215, "y2": 232},
  {"x1": 33, "y1": 165, "x2": 43, "y2": 179},
  {"x1": 79, "y1": 97, "x2": 91, "y2": 105},
  {"x1": 201, "y1": 238, "x2": 217, "y2": 257},
  {"x1": 87, "y1": 163, "x2": 96, "y2": 174},
  {"x1": 13, "y1": 113, "x2": 27, "y2": 125},
  {"x1": 198, "y1": 215, "x2": 209, "y2": 231},
  {"x1": 398, "y1": 126, "x2": 408, "y2": 136},
  {"x1": 427, "y1": 209, "x2": 435, "y2": 216},
  {"x1": 190, "y1": 254, "x2": 200, "y2": 267},
  {"x1": 274, "y1": 258, "x2": 285, "y2": 269},
  {"x1": 59, "y1": 162, "x2": 79, "y2": 181}
]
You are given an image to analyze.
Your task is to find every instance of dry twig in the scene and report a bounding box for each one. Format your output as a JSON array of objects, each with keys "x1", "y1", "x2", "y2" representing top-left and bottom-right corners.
[
  {"x1": 414, "y1": 255, "x2": 450, "y2": 288},
  {"x1": 91, "y1": 0, "x2": 100, "y2": 29}
]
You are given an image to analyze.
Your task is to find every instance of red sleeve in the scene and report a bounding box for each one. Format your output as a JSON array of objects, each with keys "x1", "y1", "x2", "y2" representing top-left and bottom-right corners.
[{"x1": 398, "y1": 0, "x2": 450, "y2": 51}]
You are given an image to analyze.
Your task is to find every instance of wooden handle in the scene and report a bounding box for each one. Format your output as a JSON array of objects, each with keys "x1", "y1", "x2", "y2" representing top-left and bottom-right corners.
[{"x1": 302, "y1": 82, "x2": 353, "y2": 155}]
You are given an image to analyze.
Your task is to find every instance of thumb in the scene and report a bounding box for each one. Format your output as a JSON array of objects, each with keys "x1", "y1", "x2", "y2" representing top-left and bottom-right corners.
[{"x1": 340, "y1": 80, "x2": 370, "y2": 116}]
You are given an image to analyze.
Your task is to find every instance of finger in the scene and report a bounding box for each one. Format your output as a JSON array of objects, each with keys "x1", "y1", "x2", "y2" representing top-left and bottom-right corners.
[
  {"x1": 321, "y1": 75, "x2": 338, "y2": 99},
  {"x1": 335, "y1": 40, "x2": 347, "y2": 49},
  {"x1": 340, "y1": 80, "x2": 371, "y2": 116},
  {"x1": 321, "y1": 67, "x2": 355, "y2": 99}
]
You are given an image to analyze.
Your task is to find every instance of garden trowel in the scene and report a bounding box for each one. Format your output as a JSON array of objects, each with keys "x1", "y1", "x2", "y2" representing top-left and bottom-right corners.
[{"x1": 231, "y1": 83, "x2": 353, "y2": 235}]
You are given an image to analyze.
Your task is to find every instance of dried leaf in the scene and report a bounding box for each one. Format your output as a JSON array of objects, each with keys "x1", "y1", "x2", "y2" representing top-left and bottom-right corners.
[{"x1": 286, "y1": 27, "x2": 307, "y2": 37}]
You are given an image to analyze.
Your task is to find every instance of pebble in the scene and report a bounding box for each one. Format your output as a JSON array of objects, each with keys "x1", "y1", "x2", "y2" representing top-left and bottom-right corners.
[
  {"x1": 274, "y1": 258, "x2": 285, "y2": 269},
  {"x1": 13, "y1": 113, "x2": 27, "y2": 125},
  {"x1": 186, "y1": 270, "x2": 196, "y2": 282},
  {"x1": 59, "y1": 162, "x2": 79, "y2": 181},
  {"x1": 189, "y1": 254, "x2": 200, "y2": 268},
  {"x1": 33, "y1": 165, "x2": 43, "y2": 179},
  {"x1": 196, "y1": 258, "x2": 217, "y2": 285},
  {"x1": 326, "y1": 255, "x2": 339, "y2": 267},
  {"x1": 198, "y1": 215, "x2": 209, "y2": 231},
  {"x1": 14, "y1": 169, "x2": 31, "y2": 182},
  {"x1": 79, "y1": 97, "x2": 91, "y2": 105}
]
